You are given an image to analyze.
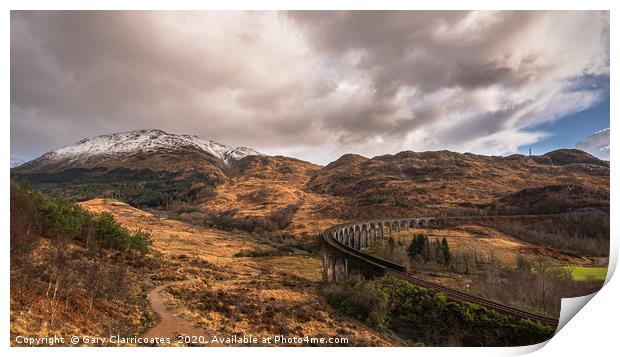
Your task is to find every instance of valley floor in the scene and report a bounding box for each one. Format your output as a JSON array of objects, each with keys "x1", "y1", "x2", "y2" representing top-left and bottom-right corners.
[
  {"x1": 363, "y1": 226, "x2": 606, "y2": 318},
  {"x1": 79, "y1": 198, "x2": 396, "y2": 346}
]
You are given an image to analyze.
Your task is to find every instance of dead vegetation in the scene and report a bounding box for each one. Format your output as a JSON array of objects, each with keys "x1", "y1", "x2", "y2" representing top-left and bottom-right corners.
[
  {"x1": 10, "y1": 185, "x2": 157, "y2": 344},
  {"x1": 162, "y1": 268, "x2": 383, "y2": 346},
  {"x1": 74, "y1": 198, "x2": 396, "y2": 346},
  {"x1": 10, "y1": 146, "x2": 610, "y2": 346},
  {"x1": 366, "y1": 227, "x2": 605, "y2": 318},
  {"x1": 481, "y1": 213, "x2": 609, "y2": 256},
  {"x1": 307, "y1": 149, "x2": 609, "y2": 218},
  {"x1": 469, "y1": 256, "x2": 602, "y2": 317}
]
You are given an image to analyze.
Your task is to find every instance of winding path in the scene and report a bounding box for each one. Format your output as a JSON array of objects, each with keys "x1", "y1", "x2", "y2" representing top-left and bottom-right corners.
[{"x1": 142, "y1": 271, "x2": 208, "y2": 341}]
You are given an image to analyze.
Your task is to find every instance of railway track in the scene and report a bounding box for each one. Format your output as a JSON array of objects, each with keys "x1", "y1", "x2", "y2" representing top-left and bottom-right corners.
[
  {"x1": 323, "y1": 225, "x2": 559, "y2": 327},
  {"x1": 389, "y1": 271, "x2": 559, "y2": 326}
]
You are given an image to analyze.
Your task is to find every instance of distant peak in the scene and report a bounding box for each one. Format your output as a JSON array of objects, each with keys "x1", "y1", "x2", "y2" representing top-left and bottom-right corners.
[{"x1": 19, "y1": 129, "x2": 265, "y2": 170}]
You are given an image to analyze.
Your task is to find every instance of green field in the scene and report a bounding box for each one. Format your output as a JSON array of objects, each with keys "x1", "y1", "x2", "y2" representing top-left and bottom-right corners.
[{"x1": 565, "y1": 266, "x2": 608, "y2": 281}]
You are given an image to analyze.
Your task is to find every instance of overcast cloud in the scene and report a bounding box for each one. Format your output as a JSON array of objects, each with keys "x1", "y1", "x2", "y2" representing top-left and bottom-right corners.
[
  {"x1": 11, "y1": 11, "x2": 610, "y2": 164},
  {"x1": 577, "y1": 128, "x2": 610, "y2": 160}
]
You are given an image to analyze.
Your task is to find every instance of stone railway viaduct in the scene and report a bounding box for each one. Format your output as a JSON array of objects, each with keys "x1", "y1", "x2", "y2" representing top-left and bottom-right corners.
[
  {"x1": 323, "y1": 217, "x2": 437, "y2": 283},
  {"x1": 321, "y1": 216, "x2": 559, "y2": 326}
]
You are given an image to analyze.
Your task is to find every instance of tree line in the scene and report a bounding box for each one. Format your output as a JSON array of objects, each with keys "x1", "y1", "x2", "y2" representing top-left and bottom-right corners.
[{"x1": 407, "y1": 233, "x2": 451, "y2": 265}]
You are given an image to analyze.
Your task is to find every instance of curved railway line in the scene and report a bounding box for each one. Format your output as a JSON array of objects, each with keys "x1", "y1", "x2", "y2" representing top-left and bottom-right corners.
[{"x1": 322, "y1": 218, "x2": 559, "y2": 327}]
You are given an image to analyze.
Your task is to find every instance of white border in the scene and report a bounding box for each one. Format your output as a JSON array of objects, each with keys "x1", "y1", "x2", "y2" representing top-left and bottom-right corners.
[{"x1": 3, "y1": 1, "x2": 616, "y2": 357}]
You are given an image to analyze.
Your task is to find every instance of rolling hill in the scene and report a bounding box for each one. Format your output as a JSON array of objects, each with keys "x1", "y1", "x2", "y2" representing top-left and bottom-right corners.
[{"x1": 11, "y1": 130, "x2": 610, "y2": 237}]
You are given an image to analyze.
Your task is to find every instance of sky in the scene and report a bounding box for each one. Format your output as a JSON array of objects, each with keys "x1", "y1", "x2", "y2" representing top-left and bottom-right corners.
[{"x1": 10, "y1": 11, "x2": 610, "y2": 165}]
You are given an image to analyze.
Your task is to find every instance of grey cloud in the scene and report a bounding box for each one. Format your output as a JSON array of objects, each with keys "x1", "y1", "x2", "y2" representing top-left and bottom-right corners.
[
  {"x1": 11, "y1": 11, "x2": 610, "y2": 165},
  {"x1": 290, "y1": 11, "x2": 545, "y2": 93},
  {"x1": 434, "y1": 105, "x2": 525, "y2": 144},
  {"x1": 289, "y1": 11, "x2": 608, "y2": 156},
  {"x1": 576, "y1": 128, "x2": 610, "y2": 160},
  {"x1": 11, "y1": 11, "x2": 329, "y2": 156}
]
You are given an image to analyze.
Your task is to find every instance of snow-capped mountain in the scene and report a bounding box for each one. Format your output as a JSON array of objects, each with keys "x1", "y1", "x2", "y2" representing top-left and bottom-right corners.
[
  {"x1": 221, "y1": 146, "x2": 265, "y2": 163},
  {"x1": 13, "y1": 129, "x2": 264, "y2": 174},
  {"x1": 10, "y1": 158, "x2": 25, "y2": 168}
]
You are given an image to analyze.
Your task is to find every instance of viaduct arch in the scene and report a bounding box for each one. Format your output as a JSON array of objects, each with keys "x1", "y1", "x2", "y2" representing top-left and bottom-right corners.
[
  {"x1": 321, "y1": 215, "x2": 559, "y2": 326},
  {"x1": 322, "y1": 217, "x2": 437, "y2": 283}
]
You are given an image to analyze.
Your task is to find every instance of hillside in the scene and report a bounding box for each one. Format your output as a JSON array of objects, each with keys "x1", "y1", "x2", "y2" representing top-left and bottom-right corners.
[
  {"x1": 10, "y1": 133, "x2": 611, "y2": 346},
  {"x1": 11, "y1": 130, "x2": 610, "y2": 238},
  {"x1": 11, "y1": 130, "x2": 264, "y2": 207},
  {"x1": 10, "y1": 183, "x2": 395, "y2": 346},
  {"x1": 491, "y1": 184, "x2": 610, "y2": 215},
  {"x1": 12, "y1": 129, "x2": 264, "y2": 191},
  {"x1": 10, "y1": 183, "x2": 157, "y2": 343},
  {"x1": 206, "y1": 155, "x2": 338, "y2": 235},
  {"x1": 307, "y1": 149, "x2": 609, "y2": 219},
  {"x1": 14, "y1": 129, "x2": 263, "y2": 174},
  {"x1": 78, "y1": 198, "x2": 395, "y2": 346}
]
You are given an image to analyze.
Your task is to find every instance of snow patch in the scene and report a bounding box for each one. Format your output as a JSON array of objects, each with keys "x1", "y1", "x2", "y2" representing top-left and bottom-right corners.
[{"x1": 37, "y1": 129, "x2": 263, "y2": 165}]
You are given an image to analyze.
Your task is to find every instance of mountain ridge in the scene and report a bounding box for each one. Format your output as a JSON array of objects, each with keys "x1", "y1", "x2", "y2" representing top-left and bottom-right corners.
[
  {"x1": 13, "y1": 129, "x2": 264, "y2": 174},
  {"x1": 12, "y1": 128, "x2": 609, "y2": 174},
  {"x1": 11, "y1": 129, "x2": 609, "y2": 236}
]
